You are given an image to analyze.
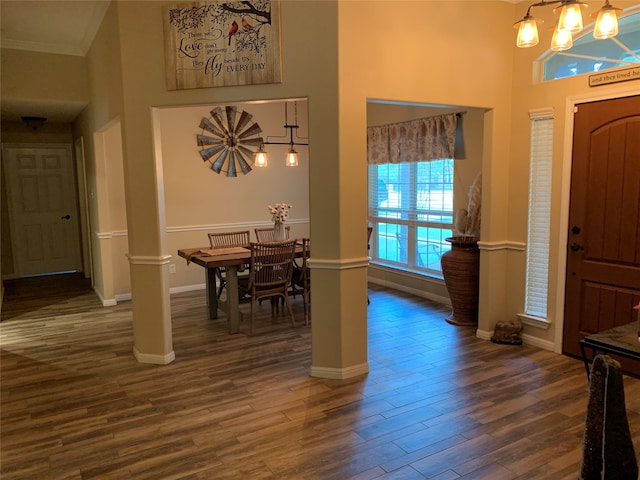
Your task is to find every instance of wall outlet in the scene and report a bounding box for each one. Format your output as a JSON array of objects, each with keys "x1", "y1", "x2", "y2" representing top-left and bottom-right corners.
[{"x1": 169, "y1": 264, "x2": 176, "y2": 274}]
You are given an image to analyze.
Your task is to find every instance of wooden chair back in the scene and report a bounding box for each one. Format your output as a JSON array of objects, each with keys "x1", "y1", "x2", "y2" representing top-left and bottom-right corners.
[
  {"x1": 208, "y1": 230, "x2": 250, "y2": 248},
  {"x1": 245, "y1": 240, "x2": 297, "y2": 335},
  {"x1": 207, "y1": 230, "x2": 251, "y2": 299},
  {"x1": 250, "y1": 240, "x2": 296, "y2": 290}
]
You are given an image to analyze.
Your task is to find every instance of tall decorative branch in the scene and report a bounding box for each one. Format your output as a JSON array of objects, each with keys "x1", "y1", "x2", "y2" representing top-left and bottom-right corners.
[{"x1": 453, "y1": 172, "x2": 482, "y2": 238}]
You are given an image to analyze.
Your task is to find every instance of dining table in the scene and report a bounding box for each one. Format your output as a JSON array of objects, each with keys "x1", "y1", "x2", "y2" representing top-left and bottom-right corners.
[{"x1": 178, "y1": 242, "x2": 305, "y2": 334}]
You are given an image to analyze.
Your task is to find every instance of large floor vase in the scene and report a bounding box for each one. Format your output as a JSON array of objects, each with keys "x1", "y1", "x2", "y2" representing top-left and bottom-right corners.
[{"x1": 441, "y1": 236, "x2": 480, "y2": 327}]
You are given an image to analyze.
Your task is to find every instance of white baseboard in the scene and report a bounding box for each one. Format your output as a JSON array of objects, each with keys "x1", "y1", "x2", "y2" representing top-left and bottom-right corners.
[
  {"x1": 115, "y1": 292, "x2": 132, "y2": 302},
  {"x1": 521, "y1": 333, "x2": 555, "y2": 351},
  {"x1": 476, "y1": 329, "x2": 493, "y2": 341},
  {"x1": 95, "y1": 288, "x2": 117, "y2": 307},
  {"x1": 106, "y1": 284, "x2": 205, "y2": 304},
  {"x1": 170, "y1": 283, "x2": 206, "y2": 294},
  {"x1": 368, "y1": 276, "x2": 451, "y2": 306},
  {"x1": 310, "y1": 362, "x2": 369, "y2": 379},
  {"x1": 133, "y1": 346, "x2": 176, "y2": 365},
  {"x1": 477, "y1": 328, "x2": 555, "y2": 351}
]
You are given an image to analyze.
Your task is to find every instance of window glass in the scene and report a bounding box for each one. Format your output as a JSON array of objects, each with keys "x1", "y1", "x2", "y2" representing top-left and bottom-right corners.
[
  {"x1": 368, "y1": 159, "x2": 453, "y2": 276},
  {"x1": 543, "y1": 11, "x2": 640, "y2": 81}
]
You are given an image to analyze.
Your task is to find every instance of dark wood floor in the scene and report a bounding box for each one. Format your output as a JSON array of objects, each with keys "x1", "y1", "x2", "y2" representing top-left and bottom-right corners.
[{"x1": 1, "y1": 276, "x2": 639, "y2": 479}]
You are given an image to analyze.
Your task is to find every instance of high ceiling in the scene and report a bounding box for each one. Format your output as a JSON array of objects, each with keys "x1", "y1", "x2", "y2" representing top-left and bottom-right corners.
[
  {"x1": 1, "y1": 0, "x2": 108, "y2": 56},
  {"x1": 0, "y1": 0, "x2": 109, "y2": 123}
]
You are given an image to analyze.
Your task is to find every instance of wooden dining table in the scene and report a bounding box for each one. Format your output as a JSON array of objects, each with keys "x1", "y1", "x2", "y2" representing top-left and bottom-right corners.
[{"x1": 178, "y1": 243, "x2": 305, "y2": 334}]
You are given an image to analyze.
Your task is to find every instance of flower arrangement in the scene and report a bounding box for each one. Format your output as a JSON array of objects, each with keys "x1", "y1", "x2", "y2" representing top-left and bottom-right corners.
[{"x1": 268, "y1": 203, "x2": 291, "y2": 223}]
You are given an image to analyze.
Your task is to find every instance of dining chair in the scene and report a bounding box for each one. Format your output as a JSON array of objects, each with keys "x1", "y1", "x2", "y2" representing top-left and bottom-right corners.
[
  {"x1": 207, "y1": 230, "x2": 251, "y2": 299},
  {"x1": 291, "y1": 238, "x2": 310, "y2": 325},
  {"x1": 254, "y1": 225, "x2": 291, "y2": 242},
  {"x1": 239, "y1": 240, "x2": 297, "y2": 335}
]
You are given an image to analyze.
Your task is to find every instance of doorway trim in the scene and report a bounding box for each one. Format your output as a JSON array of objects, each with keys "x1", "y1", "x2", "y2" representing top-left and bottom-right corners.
[{"x1": 554, "y1": 85, "x2": 640, "y2": 353}]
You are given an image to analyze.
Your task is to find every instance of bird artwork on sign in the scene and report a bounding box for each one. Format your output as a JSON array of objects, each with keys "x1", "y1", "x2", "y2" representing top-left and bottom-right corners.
[
  {"x1": 228, "y1": 20, "x2": 238, "y2": 45},
  {"x1": 241, "y1": 17, "x2": 254, "y2": 31}
]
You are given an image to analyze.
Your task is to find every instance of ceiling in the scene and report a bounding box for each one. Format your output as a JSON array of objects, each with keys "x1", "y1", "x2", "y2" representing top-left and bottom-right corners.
[{"x1": 0, "y1": 0, "x2": 109, "y2": 123}]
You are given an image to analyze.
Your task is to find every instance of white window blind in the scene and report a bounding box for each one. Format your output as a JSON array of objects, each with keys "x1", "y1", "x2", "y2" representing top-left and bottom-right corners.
[
  {"x1": 367, "y1": 160, "x2": 453, "y2": 275},
  {"x1": 525, "y1": 108, "x2": 554, "y2": 319}
]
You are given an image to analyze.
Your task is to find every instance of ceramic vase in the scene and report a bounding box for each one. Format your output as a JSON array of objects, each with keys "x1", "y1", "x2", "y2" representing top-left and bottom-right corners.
[
  {"x1": 441, "y1": 236, "x2": 480, "y2": 326},
  {"x1": 273, "y1": 220, "x2": 286, "y2": 241}
]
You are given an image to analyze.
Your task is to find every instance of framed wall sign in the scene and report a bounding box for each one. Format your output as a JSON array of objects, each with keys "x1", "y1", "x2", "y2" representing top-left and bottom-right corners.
[{"x1": 163, "y1": 0, "x2": 282, "y2": 90}]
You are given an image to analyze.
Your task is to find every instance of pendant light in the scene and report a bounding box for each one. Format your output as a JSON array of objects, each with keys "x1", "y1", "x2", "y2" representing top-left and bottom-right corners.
[
  {"x1": 593, "y1": 0, "x2": 620, "y2": 39},
  {"x1": 257, "y1": 101, "x2": 308, "y2": 167},
  {"x1": 550, "y1": 25, "x2": 573, "y2": 50},
  {"x1": 514, "y1": 0, "x2": 622, "y2": 50},
  {"x1": 254, "y1": 145, "x2": 268, "y2": 167},
  {"x1": 515, "y1": 13, "x2": 541, "y2": 48},
  {"x1": 555, "y1": 1, "x2": 586, "y2": 33}
]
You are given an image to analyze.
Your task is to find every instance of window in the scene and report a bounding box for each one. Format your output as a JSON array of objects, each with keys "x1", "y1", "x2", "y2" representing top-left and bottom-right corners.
[
  {"x1": 368, "y1": 159, "x2": 453, "y2": 275},
  {"x1": 523, "y1": 108, "x2": 554, "y2": 320},
  {"x1": 543, "y1": 10, "x2": 640, "y2": 81}
]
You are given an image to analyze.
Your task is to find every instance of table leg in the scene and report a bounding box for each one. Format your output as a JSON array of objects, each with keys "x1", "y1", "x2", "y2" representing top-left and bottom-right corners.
[
  {"x1": 205, "y1": 267, "x2": 219, "y2": 319},
  {"x1": 224, "y1": 265, "x2": 241, "y2": 334},
  {"x1": 579, "y1": 341, "x2": 590, "y2": 381}
]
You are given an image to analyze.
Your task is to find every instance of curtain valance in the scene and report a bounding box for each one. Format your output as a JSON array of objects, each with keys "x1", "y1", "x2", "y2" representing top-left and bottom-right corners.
[{"x1": 367, "y1": 113, "x2": 457, "y2": 165}]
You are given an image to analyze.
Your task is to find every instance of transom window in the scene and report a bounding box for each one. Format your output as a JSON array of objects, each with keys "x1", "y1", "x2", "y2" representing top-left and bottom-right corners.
[
  {"x1": 543, "y1": 9, "x2": 640, "y2": 81},
  {"x1": 368, "y1": 159, "x2": 453, "y2": 275}
]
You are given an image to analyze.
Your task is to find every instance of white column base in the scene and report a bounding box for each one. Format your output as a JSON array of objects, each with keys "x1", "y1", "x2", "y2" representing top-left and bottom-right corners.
[
  {"x1": 133, "y1": 346, "x2": 176, "y2": 365},
  {"x1": 310, "y1": 362, "x2": 369, "y2": 379}
]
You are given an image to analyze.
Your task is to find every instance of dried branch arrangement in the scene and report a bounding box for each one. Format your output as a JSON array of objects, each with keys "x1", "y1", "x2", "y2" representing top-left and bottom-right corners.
[{"x1": 453, "y1": 172, "x2": 482, "y2": 238}]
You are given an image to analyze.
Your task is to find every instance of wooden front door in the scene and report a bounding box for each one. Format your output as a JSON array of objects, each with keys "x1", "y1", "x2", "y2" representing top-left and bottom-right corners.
[
  {"x1": 562, "y1": 95, "x2": 640, "y2": 370},
  {"x1": 2, "y1": 144, "x2": 83, "y2": 276}
]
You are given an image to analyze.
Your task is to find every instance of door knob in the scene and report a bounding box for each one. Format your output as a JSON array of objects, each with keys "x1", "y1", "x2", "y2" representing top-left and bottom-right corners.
[
  {"x1": 570, "y1": 242, "x2": 583, "y2": 252},
  {"x1": 61, "y1": 214, "x2": 71, "y2": 220}
]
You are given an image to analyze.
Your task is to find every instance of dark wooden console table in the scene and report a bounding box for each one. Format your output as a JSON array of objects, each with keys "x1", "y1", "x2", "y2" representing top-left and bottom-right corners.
[{"x1": 579, "y1": 322, "x2": 640, "y2": 380}]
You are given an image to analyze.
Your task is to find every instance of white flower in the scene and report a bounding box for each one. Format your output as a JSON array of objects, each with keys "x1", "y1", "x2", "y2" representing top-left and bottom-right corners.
[{"x1": 268, "y1": 203, "x2": 291, "y2": 222}]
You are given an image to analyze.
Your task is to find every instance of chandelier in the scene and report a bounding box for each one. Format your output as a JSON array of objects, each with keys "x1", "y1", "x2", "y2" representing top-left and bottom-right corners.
[
  {"x1": 254, "y1": 101, "x2": 308, "y2": 167},
  {"x1": 514, "y1": 0, "x2": 621, "y2": 51}
]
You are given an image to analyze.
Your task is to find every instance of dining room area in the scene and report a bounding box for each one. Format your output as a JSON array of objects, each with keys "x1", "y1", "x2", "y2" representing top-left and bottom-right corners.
[
  {"x1": 92, "y1": 96, "x2": 480, "y2": 375},
  {"x1": 159, "y1": 99, "x2": 313, "y2": 335},
  {"x1": 157, "y1": 98, "x2": 311, "y2": 300},
  {"x1": 177, "y1": 220, "x2": 311, "y2": 337}
]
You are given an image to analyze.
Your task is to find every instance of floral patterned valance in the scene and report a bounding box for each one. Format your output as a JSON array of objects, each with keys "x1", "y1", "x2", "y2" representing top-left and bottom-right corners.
[{"x1": 367, "y1": 113, "x2": 457, "y2": 164}]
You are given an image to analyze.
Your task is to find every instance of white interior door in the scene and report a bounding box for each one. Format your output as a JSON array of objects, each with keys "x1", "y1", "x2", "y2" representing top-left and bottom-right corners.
[{"x1": 2, "y1": 144, "x2": 82, "y2": 276}]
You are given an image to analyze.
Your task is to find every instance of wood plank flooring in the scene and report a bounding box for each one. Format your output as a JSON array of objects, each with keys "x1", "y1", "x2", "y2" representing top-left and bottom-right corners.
[{"x1": 2, "y1": 276, "x2": 639, "y2": 479}]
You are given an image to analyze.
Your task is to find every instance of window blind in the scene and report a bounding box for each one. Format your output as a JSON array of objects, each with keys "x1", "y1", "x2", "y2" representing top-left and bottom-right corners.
[{"x1": 525, "y1": 108, "x2": 554, "y2": 319}]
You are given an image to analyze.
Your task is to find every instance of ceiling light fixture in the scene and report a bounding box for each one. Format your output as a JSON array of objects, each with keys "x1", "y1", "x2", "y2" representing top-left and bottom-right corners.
[
  {"x1": 254, "y1": 101, "x2": 308, "y2": 167},
  {"x1": 514, "y1": 0, "x2": 621, "y2": 50},
  {"x1": 21, "y1": 116, "x2": 47, "y2": 132}
]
